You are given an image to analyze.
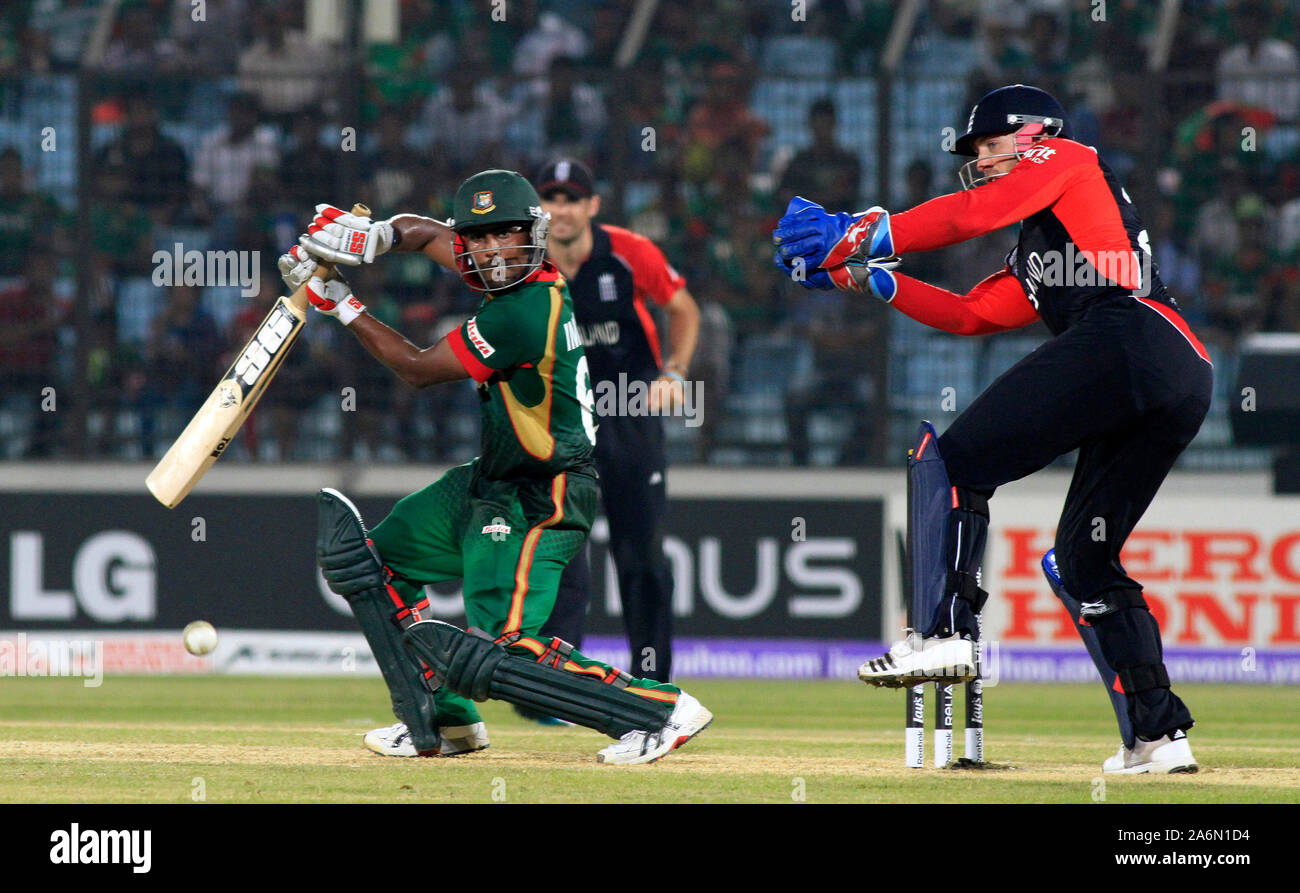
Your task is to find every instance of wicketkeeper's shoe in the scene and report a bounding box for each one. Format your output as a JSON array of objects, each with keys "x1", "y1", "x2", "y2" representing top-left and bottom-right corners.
[
  {"x1": 363, "y1": 721, "x2": 490, "y2": 758},
  {"x1": 857, "y1": 630, "x2": 978, "y2": 687},
  {"x1": 596, "y1": 692, "x2": 713, "y2": 765},
  {"x1": 1102, "y1": 730, "x2": 1198, "y2": 774}
]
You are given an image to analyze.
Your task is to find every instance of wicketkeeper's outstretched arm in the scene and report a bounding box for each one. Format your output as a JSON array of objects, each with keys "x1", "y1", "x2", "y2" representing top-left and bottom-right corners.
[{"x1": 890, "y1": 269, "x2": 1041, "y2": 336}]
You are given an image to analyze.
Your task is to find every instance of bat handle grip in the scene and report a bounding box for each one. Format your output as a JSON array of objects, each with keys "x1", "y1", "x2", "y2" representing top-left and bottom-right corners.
[
  {"x1": 289, "y1": 203, "x2": 372, "y2": 311},
  {"x1": 316, "y1": 203, "x2": 373, "y2": 278}
]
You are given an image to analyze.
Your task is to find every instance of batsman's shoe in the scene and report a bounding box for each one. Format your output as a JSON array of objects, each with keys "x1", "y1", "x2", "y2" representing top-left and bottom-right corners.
[
  {"x1": 1103, "y1": 730, "x2": 1198, "y2": 774},
  {"x1": 596, "y1": 692, "x2": 713, "y2": 765},
  {"x1": 439, "y1": 722, "x2": 491, "y2": 755},
  {"x1": 857, "y1": 631, "x2": 977, "y2": 687},
  {"x1": 364, "y1": 721, "x2": 490, "y2": 758}
]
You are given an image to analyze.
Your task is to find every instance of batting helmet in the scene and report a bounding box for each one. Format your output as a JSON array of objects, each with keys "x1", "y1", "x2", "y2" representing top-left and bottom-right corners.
[{"x1": 450, "y1": 169, "x2": 550, "y2": 293}]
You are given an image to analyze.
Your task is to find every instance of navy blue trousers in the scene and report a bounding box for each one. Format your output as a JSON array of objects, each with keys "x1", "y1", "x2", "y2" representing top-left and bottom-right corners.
[{"x1": 936, "y1": 297, "x2": 1212, "y2": 740}]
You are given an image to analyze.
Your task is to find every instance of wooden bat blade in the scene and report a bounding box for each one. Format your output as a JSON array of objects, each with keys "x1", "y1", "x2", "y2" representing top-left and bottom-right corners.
[
  {"x1": 146, "y1": 295, "x2": 307, "y2": 508},
  {"x1": 145, "y1": 376, "x2": 248, "y2": 508},
  {"x1": 146, "y1": 202, "x2": 370, "y2": 508}
]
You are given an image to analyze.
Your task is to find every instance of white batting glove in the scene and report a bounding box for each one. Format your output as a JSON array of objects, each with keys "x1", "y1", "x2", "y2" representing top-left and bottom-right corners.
[
  {"x1": 277, "y1": 244, "x2": 319, "y2": 292},
  {"x1": 305, "y1": 273, "x2": 366, "y2": 326},
  {"x1": 299, "y1": 204, "x2": 394, "y2": 266}
]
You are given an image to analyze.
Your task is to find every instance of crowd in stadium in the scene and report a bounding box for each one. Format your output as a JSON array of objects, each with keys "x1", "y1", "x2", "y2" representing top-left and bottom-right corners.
[{"x1": 0, "y1": 0, "x2": 1296, "y2": 464}]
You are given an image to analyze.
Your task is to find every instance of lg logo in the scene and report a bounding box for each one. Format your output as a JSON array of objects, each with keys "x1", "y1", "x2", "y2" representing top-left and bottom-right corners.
[{"x1": 9, "y1": 531, "x2": 157, "y2": 621}]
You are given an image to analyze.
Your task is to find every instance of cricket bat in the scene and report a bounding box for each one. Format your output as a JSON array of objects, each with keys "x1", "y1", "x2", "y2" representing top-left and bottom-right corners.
[{"x1": 145, "y1": 203, "x2": 370, "y2": 508}]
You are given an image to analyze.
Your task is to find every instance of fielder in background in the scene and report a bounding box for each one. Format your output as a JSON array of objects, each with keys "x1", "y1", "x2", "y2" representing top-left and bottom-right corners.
[
  {"x1": 773, "y1": 84, "x2": 1211, "y2": 775},
  {"x1": 279, "y1": 169, "x2": 712, "y2": 764},
  {"x1": 533, "y1": 159, "x2": 700, "y2": 687}
]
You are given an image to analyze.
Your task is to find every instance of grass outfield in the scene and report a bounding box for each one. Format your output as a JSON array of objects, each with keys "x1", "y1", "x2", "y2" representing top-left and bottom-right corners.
[{"x1": 1, "y1": 677, "x2": 1297, "y2": 804}]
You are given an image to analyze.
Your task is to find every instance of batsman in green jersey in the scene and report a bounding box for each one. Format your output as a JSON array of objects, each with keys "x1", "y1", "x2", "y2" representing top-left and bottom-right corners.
[{"x1": 279, "y1": 170, "x2": 712, "y2": 765}]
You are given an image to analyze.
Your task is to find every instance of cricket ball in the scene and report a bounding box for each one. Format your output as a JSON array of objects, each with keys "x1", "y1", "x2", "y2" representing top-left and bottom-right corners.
[{"x1": 183, "y1": 620, "x2": 219, "y2": 656}]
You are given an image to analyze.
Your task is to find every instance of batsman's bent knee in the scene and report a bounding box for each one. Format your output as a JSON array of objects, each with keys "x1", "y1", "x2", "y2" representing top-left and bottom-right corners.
[
  {"x1": 318, "y1": 487, "x2": 390, "y2": 596},
  {"x1": 317, "y1": 487, "x2": 442, "y2": 753}
]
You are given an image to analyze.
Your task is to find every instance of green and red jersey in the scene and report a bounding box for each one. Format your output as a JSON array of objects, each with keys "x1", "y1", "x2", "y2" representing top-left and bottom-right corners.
[{"x1": 447, "y1": 262, "x2": 597, "y2": 480}]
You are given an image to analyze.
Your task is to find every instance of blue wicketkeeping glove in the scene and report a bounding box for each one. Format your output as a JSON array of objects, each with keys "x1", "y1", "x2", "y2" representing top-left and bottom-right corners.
[
  {"x1": 773, "y1": 196, "x2": 897, "y2": 292},
  {"x1": 772, "y1": 196, "x2": 857, "y2": 267},
  {"x1": 771, "y1": 249, "x2": 834, "y2": 289}
]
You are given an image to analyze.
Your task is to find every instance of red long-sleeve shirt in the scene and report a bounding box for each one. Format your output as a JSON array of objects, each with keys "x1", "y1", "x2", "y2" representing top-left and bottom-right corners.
[
  {"x1": 885, "y1": 138, "x2": 1176, "y2": 338},
  {"x1": 891, "y1": 269, "x2": 1040, "y2": 336}
]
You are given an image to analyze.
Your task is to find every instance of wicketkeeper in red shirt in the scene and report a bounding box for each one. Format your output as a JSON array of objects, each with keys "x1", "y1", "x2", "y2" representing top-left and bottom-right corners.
[{"x1": 773, "y1": 84, "x2": 1212, "y2": 775}]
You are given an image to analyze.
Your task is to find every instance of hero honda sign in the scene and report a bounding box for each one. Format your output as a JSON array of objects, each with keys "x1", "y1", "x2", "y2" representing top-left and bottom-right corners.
[{"x1": 982, "y1": 495, "x2": 1300, "y2": 648}]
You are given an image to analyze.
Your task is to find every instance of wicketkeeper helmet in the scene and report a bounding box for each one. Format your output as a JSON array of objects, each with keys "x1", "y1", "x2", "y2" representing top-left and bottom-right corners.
[{"x1": 952, "y1": 84, "x2": 1070, "y2": 189}]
